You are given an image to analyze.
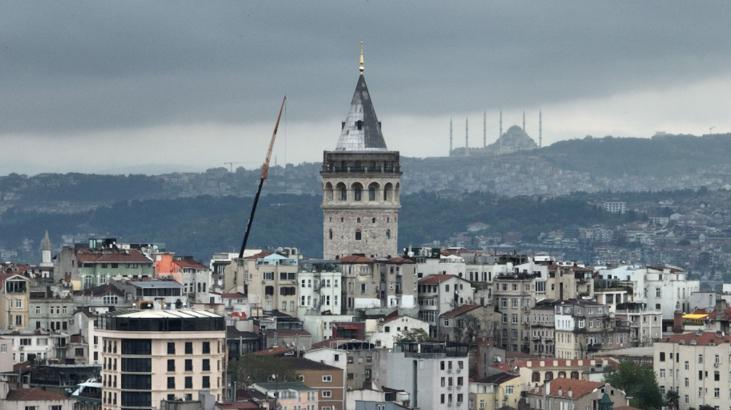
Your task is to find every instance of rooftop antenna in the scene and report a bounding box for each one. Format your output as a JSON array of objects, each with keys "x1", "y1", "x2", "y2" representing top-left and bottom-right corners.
[
  {"x1": 465, "y1": 117, "x2": 469, "y2": 155},
  {"x1": 539, "y1": 110, "x2": 543, "y2": 148},
  {"x1": 449, "y1": 117, "x2": 453, "y2": 156},
  {"x1": 483, "y1": 110, "x2": 487, "y2": 148},
  {"x1": 499, "y1": 110, "x2": 503, "y2": 138},
  {"x1": 238, "y1": 96, "x2": 287, "y2": 259}
]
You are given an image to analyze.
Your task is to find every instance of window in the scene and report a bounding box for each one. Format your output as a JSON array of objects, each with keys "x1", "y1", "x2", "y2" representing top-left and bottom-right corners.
[
  {"x1": 185, "y1": 359, "x2": 193, "y2": 371},
  {"x1": 185, "y1": 377, "x2": 193, "y2": 389},
  {"x1": 185, "y1": 342, "x2": 193, "y2": 354},
  {"x1": 202, "y1": 359, "x2": 210, "y2": 371},
  {"x1": 322, "y1": 375, "x2": 333, "y2": 382},
  {"x1": 660, "y1": 352, "x2": 666, "y2": 362},
  {"x1": 167, "y1": 359, "x2": 175, "y2": 372},
  {"x1": 167, "y1": 342, "x2": 176, "y2": 354},
  {"x1": 167, "y1": 377, "x2": 175, "y2": 389},
  {"x1": 322, "y1": 390, "x2": 332, "y2": 398},
  {"x1": 202, "y1": 341, "x2": 210, "y2": 354},
  {"x1": 25, "y1": 407, "x2": 37, "y2": 410},
  {"x1": 355, "y1": 230, "x2": 362, "y2": 241},
  {"x1": 202, "y1": 376, "x2": 210, "y2": 388}
]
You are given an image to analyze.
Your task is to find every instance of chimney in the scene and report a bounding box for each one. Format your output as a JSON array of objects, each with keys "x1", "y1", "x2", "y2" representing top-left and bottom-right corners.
[{"x1": 673, "y1": 311, "x2": 684, "y2": 333}]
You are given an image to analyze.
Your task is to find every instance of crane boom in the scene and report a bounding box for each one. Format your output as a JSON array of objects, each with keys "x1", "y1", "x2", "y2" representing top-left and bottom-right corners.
[{"x1": 238, "y1": 96, "x2": 287, "y2": 259}]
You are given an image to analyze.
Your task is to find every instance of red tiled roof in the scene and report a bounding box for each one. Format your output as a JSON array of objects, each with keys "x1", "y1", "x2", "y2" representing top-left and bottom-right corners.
[
  {"x1": 311, "y1": 338, "x2": 348, "y2": 349},
  {"x1": 339, "y1": 255, "x2": 374, "y2": 264},
  {"x1": 244, "y1": 251, "x2": 272, "y2": 260},
  {"x1": 0, "y1": 272, "x2": 29, "y2": 286},
  {"x1": 76, "y1": 248, "x2": 152, "y2": 264},
  {"x1": 545, "y1": 378, "x2": 602, "y2": 399},
  {"x1": 264, "y1": 328, "x2": 311, "y2": 337},
  {"x1": 418, "y1": 274, "x2": 457, "y2": 285},
  {"x1": 440, "y1": 304, "x2": 481, "y2": 319},
  {"x1": 6, "y1": 388, "x2": 68, "y2": 401},
  {"x1": 173, "y1": 258, "x2": 208, "y2": 271},
  {"x1": 333, "y1": 322, "x2": 363, "y2": 330},
  {"x1": 663, "y1": 332, "x2": 731, "y2": 346},
  {"x1": 222, "y1": 292, "x2": 246, "y2": 299},
  {"x1": 383, "y1": 256, "x2": 415, "y2": 264}
]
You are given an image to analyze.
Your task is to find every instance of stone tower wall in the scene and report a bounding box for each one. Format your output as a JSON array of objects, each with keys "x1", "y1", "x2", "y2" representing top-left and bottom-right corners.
[{"x1": 321, "y1": 152, "x2": 400, "y2": 259}]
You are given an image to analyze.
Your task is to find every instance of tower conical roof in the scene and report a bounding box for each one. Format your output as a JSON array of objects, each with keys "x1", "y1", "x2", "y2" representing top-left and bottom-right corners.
[
  {"x1": 41, "y1": 230, "x2": 51, "y2": 251},
  {"x1": 335, "y1": 74, "x2": 388, "y2": 151}
]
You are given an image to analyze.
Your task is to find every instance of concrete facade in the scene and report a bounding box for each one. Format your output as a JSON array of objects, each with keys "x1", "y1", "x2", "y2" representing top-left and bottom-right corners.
[{"x1": 97, "y1": 309, "x2": 226, "y2": 410}]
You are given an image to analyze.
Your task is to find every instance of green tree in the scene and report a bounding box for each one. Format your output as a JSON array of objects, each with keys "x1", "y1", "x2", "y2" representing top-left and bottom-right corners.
[
  {"x1": 665, "y1": 389, "x2": 680, "y2": 410},
  {"x1": 228, "y1": 354, "x2": 296, "y2": 386},
  {"x1": 605, "y1": 361, "x2": 663, "y2": 410},
  {"x1": 395, "y1": 328, "x2": 429, "y2": 343}
]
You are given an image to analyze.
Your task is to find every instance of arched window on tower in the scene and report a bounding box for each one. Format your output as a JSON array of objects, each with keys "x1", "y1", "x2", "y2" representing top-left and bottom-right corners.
[
  {"x1": 384, "y1": 183, "x2": 393, "y2": 201},
  {"x1": 352, "y1": 182, "x2": 363, "y2": 201},
  {"x1": 386, "y1": 229, "x2": 391, "y2": 240},
  {"x1": 368, "y1": 182, "x2": 379, "y2": 201},
  {"x1": 395, "y1": 183, "x2": 400, "y2": 201},
  {"x1": 325, "y1": 182, "x2": 333, "y2": 201},
  {"x1": 329, "y1": 229, "x2": 333, "y2": 240},
  {"x1": 355, "y1": 229, "x2": 362, "y2": 241},
  {"x1": 337, "y1": 182, "x2": 347, "y2": 201}
]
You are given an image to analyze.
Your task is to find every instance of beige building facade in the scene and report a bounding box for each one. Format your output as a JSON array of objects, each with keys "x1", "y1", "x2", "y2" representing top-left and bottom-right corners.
[{"x1": 97, "y1": 309, "x2": 226, "y2": 410}]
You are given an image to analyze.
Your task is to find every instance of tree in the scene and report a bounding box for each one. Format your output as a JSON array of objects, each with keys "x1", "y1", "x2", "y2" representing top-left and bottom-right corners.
[
  {"x1": 395, "y1": 328, "x2": 429, "y2": 343},
  {"x1": 228, "y1": 354, "x2": 296, "y2": 386},
  {"x1": 665, "y1": 389, "x2": 680, "y2": 410},
  {"x1": 605, "y1": 361, "x2": 663, "y2": 410}
]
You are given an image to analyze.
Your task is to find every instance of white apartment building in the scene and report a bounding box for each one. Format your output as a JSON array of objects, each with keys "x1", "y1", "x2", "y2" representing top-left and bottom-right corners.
[
  {"x1": 598, "y1": 265, "x2": 699, "y2": 322},
  {"x1": 366, "y1": 315, "x2": 430, "y2": 349},
  {"x1": 297, "y1": 270, "x2": 342, "y2": 316},
  {"x1": 417, "y1": 274, "x2": 474, "y2": 336},
  {"x1": 97, "y1": 309, "x2": 226, "y2": 410},
  {"x1": 654, "y1": 332, "x2": 731, "y2": 410},
  {"x1": 373, "y1": 341, "x2": 470, "y2": 410},
  {"x1": 0, "y1": 330, "x2": 58, "y2": 364}
]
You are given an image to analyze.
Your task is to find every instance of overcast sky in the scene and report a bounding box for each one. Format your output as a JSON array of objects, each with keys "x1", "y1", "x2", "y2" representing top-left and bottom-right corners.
[{"x1": 2, "y1": 1, "x2": 731, "y2": 175}]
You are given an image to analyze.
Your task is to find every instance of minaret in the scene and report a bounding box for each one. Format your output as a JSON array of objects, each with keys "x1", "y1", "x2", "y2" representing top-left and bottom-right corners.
[
  {"x1": 499, "y1": 110, "x2": 503, "y2": 138},
  {"x1": 41, "y1": 230, "x2": 52, "y2": 266},
  {"x1": 321, "y1": 45, "x2": 400, "y2": 261},
  {"x1": 465, "y1": 117, "x2": 469, "y2": 155},
  {"x1": 522, "y1": 110, "x2": 526, "y2": 131},
  {"x1": 539, "y1": 110, "x2": 543, "y2": 148},
  {"x1": 449, "y1": 117, "x2": 453, "y2": 155},
  {"x1": 482, "y1": 111, "x2": 487, "y2": 148}
]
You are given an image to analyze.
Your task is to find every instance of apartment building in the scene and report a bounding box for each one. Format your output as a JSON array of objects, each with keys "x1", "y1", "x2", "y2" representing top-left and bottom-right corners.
[
  {"x1": 554, "y1": 299, "x2": 627, "y2": 359},
  {"x1": 28, "y1": 288, "x2": 76, "y2": 332},
  {"x1": 282, "y1": 357, "x2": 346, "y2": 410},
  {"x1": 654, "y1": 332, "x2": 731, "y2": 410},
  {"x1": 0, "y1": 273, "x2": 29, "y2": 330},
  {"x1": 523, "y1": 378, "x2": 630, "y2": 410},
  {"x1": 154, "y1": 254, "x2": 211, "y2": 304},
  {"x1": 298, "y1": 270, "x2": 342, "y2": 315},
  {"x1": 97, "y1": 309, "x2": 226, "y2": 410},
  {"x1": 614, "y1": 302, "x2": 662, "y2": 346},
  {"x1": 529, "y1": 299, "x2": 558, "y2": 357},
  {"x1": 417, "y1": 274, "x2": 474, "y2": 336},
  {"x1": 373, "y1": 341, "x2": 470, "y2": 410},
  {"x1": 246, "y1": 252, "x2": 299, "y2": 314},
  {"x1": 494, "y1": 272, "x2": 538, "y2": 353},
  {"x1": 57, "y1": 239, "x2": 154, "y2": 290}
]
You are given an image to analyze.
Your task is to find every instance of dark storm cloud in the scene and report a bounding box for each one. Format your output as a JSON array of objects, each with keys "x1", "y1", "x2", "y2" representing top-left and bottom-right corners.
[{"x1": 1, "y1": 0, "x2": 731, "y2": 135}]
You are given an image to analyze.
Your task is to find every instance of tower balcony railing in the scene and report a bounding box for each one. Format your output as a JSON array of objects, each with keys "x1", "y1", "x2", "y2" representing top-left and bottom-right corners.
[{"x1": 321, "y1": 165, "x2": 401, "y2": 174}]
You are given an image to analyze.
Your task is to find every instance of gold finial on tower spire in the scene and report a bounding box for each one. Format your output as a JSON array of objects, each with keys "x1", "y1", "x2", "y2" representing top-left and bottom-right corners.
[{"x1": 359, "y1": 41, "x2": 365, "y2": 74}]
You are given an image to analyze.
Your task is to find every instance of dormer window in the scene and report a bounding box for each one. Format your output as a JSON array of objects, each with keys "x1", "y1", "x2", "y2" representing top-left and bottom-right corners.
[{"x1": 356, "y1": 120, "x2": 363, "y2": 130}]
